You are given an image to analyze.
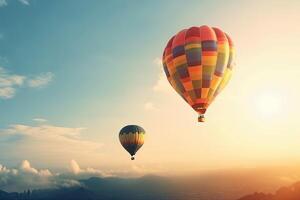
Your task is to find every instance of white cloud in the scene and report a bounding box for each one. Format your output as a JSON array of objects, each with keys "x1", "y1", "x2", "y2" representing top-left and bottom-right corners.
[
  {"x1": 0, "y1": 67, "x2": 26, "y2": 99},
  {"x1": 0, "y1": 0, "x2": 7, "y2": 7},
  {"x1": 0, "y1": 67, "x2": 54, "y2": 99},
  {"x1": 0, "y1": 159, "x2": 110, "y2": 192},
  {"x1": 0, "y1": 0, "x2": 30, "y2": 7},
  {"x1": 144, "y1": 101, "x2": 158, "y2": 111},
  {"x1": 18, "y1": 0, "x2": 29, "y2": 5},
  {"x1": 69, "y1": 160, "x2": 110, "y2": 178},
  {"x1": 153, "y1": 57, "x2": 162, "y2": 66},
  {"x1": 70, "y1": 160, "x2": 81, "y2": 174},
  {"x1": 6, "y1": 123, "x2": 87, "y2": 140},
  {"x1": 20, "y1": 160, "x2": 52, "y2": 176},
  {"x1": 131, "y1": 164, "x2": 164, "y2": 175},
  {"x1": 27, "y1": 72, "x2": 54, "y2": 88},
  {"x1": 153, "y1": 73, "x2": 172, "y2": 92},
  {"x1": 0, "y1": 68, "x2": 26, "y2": 87},
  {"x1": 0, "y1": 160, "x2": 58, "y2": 192},
  {"x1": 0, "y1": 161, "x2": 77, "y2": 192},
  {"x1": 0, "y1": 87, "x2": 15, "y2": 99},
  {"x1": 152, "y1": 58, "x2": 172, "y2": 93},
  {"x1": 142, "y1": 58, "x2": 174, "y2": 114},
  {"x1": 0, "y1": 123, "x2": 103, "y2": 168},
  {"x1": 33, "y1": 118, "x2": 48, "y2": 123}
]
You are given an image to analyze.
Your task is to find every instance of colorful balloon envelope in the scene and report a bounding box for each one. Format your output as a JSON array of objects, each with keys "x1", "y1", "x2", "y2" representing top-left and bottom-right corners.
[
  {"x1": 162, "y1": 25, "x2": 235, "y2": 122},
  {"x1": 119, "y1": 125, "x2": 145, "y2": 160}
]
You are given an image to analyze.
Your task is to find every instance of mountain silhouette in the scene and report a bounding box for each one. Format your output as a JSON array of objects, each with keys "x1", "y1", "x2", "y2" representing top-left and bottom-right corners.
[
  {"x1": 0, "y1": 176, "x2": 299, "y2": 200},
  {"x1": 0, "y1": 176, "x2": 175, "y2": 200},
  {"x1": 237, "y1": 181, "x2": 300, "y2": 200},
  {"x1": 80, "y1": 175, "x2": 174, "y2": 200}
]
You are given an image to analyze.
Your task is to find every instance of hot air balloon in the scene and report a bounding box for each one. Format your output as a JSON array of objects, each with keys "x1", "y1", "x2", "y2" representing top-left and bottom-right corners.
[
  {"x1": 162, "y1": 25, "x2": 235, "y2": 122},
  {"x1": 119, "y1": 125, "x2": 145, "y2": 160}
]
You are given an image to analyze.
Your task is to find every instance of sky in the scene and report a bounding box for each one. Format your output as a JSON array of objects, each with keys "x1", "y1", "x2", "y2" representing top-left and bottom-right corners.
[{"x1": 0, "y1": 0, "x2": 300, "y2": 182}]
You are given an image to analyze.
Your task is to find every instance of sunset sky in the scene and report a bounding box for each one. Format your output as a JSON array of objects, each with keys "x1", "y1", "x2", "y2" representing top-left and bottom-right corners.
[{"x1": 0, "y1": 0, "x2": 300, "y2": 179}]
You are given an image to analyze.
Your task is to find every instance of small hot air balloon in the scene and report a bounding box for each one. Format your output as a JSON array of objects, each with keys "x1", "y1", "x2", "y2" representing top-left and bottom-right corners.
[
  {"x1": 162, "y1": 25, "x2": 235, "y2": 122},
  {"x1": 119, "y1": 125, "x2": 145, "y2": 160}
]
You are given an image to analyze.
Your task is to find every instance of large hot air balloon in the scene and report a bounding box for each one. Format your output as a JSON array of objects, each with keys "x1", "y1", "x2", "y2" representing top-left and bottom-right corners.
[
  {"x1": 162, "y1": 25, "x2": 235, "y2": 122},
  {"x1": 119, "y1": 125, "x2": 145, "y2": 160}
]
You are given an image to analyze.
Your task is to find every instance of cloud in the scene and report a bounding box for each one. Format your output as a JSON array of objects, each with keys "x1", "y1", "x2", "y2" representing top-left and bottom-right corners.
[
  {"x1": 131, "y1": 164, "x2": 165, "y2": 175},
  {"x1": 144, "y1": 102, "x2": 158, "y2": 111},
  {"x1": 153, "y1": 57, "x2": 162, "y2": 66},
  {"x1": 0, "y1": 87, "x2": 15, "y2": 99},
  {"x1": 0, "y1": 68, "x2": 26, "y2": 87},
  {"x1": 20, "y1": 160, "x2": 52, "y2": 177},
  {"x1": 0, "y1": 121, "x2": 113, "y2": 191},
  {"x1": 0, "y1": 123, "x2": 103, "y2": 168},
  {"x1": 142, "y1": 58, "x2": 175, "y2": 114},
  {"x1": 0, "y1": 67, "x2": 26, "y2": 99},
  {"x1": 152, "y1": 58, "x2": 172, "y2": 93},
  {"x1": 153, "y1": 73, "x2": 171, "y2": 92},
  {"x1": 0, "y1": 160, "x2": 57, "y2": 192},
  {"x1": 69, "y1": 160, "x2": 110, "y2": 178},
  {"x1": 0, "y1": 0, "x2": 7, "y2": 7},
  {"x1": 70, "y1": 160, "x2": 81, "y2": 174},
  {"x1": 27, "y1": 72, "x2": 54, "y2": 88},
  {"x1": 0, "y1": 67, "x2": 54, "y2": 99},
  {"x1": 5, "y1": 123, "x2": 87, "y2": 141},
  {"x1": 18, "y1": 0, "x2": 29, "y2": 5},
  {"x1": 32, "y1": 118, "x2": 48, "y2": 123},
  {"x1": 0, "y1": 0, "x2": 30, "y2": 7},
  {"x1": 0, "y1": 159, "x2": 110, "y2": 192}
]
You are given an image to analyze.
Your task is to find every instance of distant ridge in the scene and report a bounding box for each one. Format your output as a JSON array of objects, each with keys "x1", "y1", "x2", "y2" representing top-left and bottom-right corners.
[
  {"x1": 237, "y1": 181, "x2": 300, "y2": 200},
  {"x1": 0, "y1": 176, "x2": 299, "y2": 200}
]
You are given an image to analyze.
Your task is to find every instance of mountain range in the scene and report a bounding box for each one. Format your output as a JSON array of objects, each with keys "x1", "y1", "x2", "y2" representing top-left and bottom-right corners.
[{"x1": 0, "y1": 175, "x2": 298, "y2": 200}]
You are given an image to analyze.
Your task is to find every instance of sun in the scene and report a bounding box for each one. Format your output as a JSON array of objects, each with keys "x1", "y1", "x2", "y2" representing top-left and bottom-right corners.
[{"x1": 254, "y1": 91, "x2": 284, "y2": 119}]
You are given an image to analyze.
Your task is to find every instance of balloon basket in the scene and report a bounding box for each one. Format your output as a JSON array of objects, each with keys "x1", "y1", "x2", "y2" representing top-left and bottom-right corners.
[
  {"x1": 131, "y1": 156, "x2": 135, "y2": 160},
  {"x1": 198, "y1": 114, "x2": 205, "y2": 122}
]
